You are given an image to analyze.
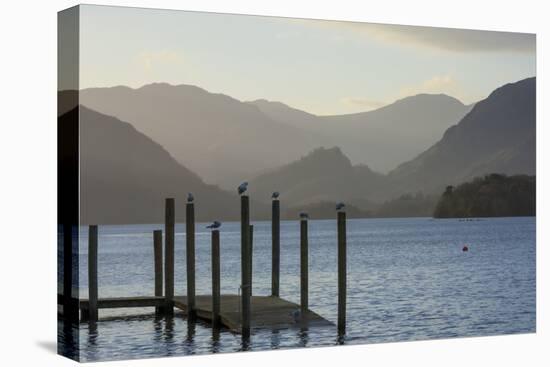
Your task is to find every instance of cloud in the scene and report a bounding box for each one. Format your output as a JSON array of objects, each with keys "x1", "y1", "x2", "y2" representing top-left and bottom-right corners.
[
  {"x1": 397, "y1": 75, "x2": 482, "y2": 103},
  {"x1": 341, "y1": 97, "x2": 387, "y2": 110},
  {"x1": 303, "y1": 19, "x2": 535, "y2": 54}
]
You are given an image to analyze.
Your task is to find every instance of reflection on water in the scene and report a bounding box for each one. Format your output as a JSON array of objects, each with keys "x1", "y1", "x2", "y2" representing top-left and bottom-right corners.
[{"x1": 59, "y1": 217, "x2": 535, "y2": 362}]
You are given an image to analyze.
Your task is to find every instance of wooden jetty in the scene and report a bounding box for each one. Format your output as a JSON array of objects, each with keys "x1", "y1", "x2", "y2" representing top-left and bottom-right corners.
[
  {"x1": 61, "y1": 194, "x2": 347, "y2": 336},
  {"x1": 80, "y1": 294, "x2": 333, "y2": 332}
]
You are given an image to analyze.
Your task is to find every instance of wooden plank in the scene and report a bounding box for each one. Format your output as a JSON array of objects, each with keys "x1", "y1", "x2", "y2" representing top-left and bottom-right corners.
[
  {"x1": 80, "y1": 296, "x2": 165, "y2": 310},
  {"x1": 174, "y1": 295, "x2": 333, "y2": 333}
]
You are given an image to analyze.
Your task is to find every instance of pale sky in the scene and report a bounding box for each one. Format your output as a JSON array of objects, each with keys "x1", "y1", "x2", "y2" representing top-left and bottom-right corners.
[{"x1": 79, "y1": 5, "x2": 536, "y2": 115}]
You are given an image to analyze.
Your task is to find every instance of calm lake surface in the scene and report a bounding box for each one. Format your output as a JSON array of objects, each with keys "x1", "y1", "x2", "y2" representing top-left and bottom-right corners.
[{"x1": 59, "y1": 217, "x2": 536, "y2": 362}]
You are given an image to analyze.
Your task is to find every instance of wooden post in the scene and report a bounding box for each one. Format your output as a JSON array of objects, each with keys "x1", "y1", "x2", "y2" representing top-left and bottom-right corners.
[
  {"x1": 337, "y1": 211, "x2": 347, "y2": 335},
  {"x1": 271, "y1": 199, "x2": 280, "y2": 297},
  {"x1": 63, "y1": 224, "x2": 78, "y2": 322},
  {"x1": 165, "y1": 198, "x2": 175, "y2": 316},
  {"x1": 240, "y1": 195, "x2": 251, "y2": 337},
  {"x1": 153, "y1": 230, "x2": 163, "y2": 315},
  {"x1": 186, "y1": 202, "x2": 196, "y2": 319},
  {"x1": 211, "y1": 229, "x2": 221, "y2": 328},
  {"x1": 88, "y1": 225, "x2": 98, "y2": 323},
  {"x1": 300, "y1": 218, "x2": 308, "y2": 324},
  {"x1": 249, "y1": 224, "x2": 254, "y2": 296}
]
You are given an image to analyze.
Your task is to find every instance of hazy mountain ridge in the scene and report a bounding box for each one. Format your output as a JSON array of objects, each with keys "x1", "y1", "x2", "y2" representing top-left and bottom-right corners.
[
  {"x1": 80, "y1": 84, "x2": 321, "y2": 189},
  {"x1": 250, "y1": 93, "x2": 472, "y2": 172},
  {"x1": 68, "y1": 77, "x2": 534, "y2": 222},
  {"x1": 249, "y1": 146, "x2": 390, "y2": 206},
  {"x1": 389, "y1": 77, "x2": 535, "y2": 195},
  {"x1": 250, "y1": 78, "x2": 535, "y2": 215},
  {"x1": 75, "y1": 105, "x2": 269, "y2": 224},
  {"x1": 80, "y1": 83, "x2": 472, "y2": 190}
]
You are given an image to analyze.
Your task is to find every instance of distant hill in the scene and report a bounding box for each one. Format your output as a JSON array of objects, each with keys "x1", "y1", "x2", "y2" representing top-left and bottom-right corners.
[
  {"x1": 250, "y1": 93, "x2": 471, "y2": 172},
  {"x1": 80, "y1": 84, "x2": 321, "y2": 189},
  {"x1": 433, "y1": 174, "x2": 535, "y2": 218},
  {"x1": 75, "y1": 106, "x2": 268, "y2": 224},
  {"x1": 248, "y1": 146, "x2": 390, "y2": 206},
  {"x1": 389, "y1": 77, "x2": 536, "y2": 196}
]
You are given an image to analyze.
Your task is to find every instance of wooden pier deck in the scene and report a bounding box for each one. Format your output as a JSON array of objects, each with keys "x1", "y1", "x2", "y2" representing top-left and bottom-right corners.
[
  {"x1": 174, "y1": 295, "x2": 333, "y2": 332},
  {"x1": 76, "y1": 294, "x2": 333, "y2": 332}
]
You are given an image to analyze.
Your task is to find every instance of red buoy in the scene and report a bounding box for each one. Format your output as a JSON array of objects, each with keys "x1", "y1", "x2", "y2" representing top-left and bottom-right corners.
[{"x1": 462, "y1": 245, "x2": 469, "y2": 252}]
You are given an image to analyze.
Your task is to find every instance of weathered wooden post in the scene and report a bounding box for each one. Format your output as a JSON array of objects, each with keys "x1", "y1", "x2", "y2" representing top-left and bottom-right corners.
[
  {"x1": 272, "y1": 198, "x2": 280, "y2": 297},
  {"x1": 63, "y1": 224, "x2": 78, "y2": 322},
  {"x1": 186, "y1": 201, "x2": 196, "y2": 319},
  {"x1": 153, "y1": 230, "x2": 163, "y2": 315},
  {"x1": 88, "y1": 225, "x2": 98, "y2": 323},
  {"x1": 300, "y1": 216, "x2": 309, "y2": 325},
  {"x1": 249, "y1": 224, "x2": 254, "y2": 296},
  {"x1": 337, "y1": 210, "x2": 347, "y2": 335},
  {"x1": 211, "y1": 229, "x2": 221, "y2": 328},
  {"x1": 165, "y1": 198, "x2": 175, "y2": 316},
  {"x1": 241, "y1": 195, "x2": 251, "y2": 337}
]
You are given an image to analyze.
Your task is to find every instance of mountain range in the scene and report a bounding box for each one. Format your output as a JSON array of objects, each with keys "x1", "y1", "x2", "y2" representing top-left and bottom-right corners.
[
  {"x1": 80, "y1": 84, "x2": 471, "y2": 188},
  {"x1": 60, "y1": 77, "x2": 535, "y2": 223},
  {"x1": 249, "y1": 93, "x2": 471, "y2": 173},
  {"x1": 250, "y1": 77, "x2": 535, "y2": 207}
]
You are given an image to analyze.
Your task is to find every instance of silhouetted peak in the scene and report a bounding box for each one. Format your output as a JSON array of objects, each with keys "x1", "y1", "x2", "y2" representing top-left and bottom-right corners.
[
  {"x1": 298, "y1": 146, "x2": 352, "y2": 168},
  {"x1": 391, "y1": 93, "x2": 466, "y2": 108}
]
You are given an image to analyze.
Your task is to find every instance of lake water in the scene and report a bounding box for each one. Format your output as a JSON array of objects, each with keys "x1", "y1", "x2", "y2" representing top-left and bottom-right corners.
[{"x1": 58, "y1": 217, "x2": 536, "y2": 362}]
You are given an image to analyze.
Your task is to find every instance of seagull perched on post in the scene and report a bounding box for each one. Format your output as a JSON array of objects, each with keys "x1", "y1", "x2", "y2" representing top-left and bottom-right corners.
[
  {"x1": 238, "y1": 182, "x2": 248, "y2": 196},
  {"x1": 272, "y1": 191, "x2": 280, "y2": 200},
  {"x1": 187, "y1": 192, "x2": 194, "y2": 203},
  {"x1": 299, "y1": 212, "x2": 309, "y2": 220},
  {"x1": 336, "y1": 202, "x2": 345, "y2": 211},
  {"x1": 206, "y1": 221, "x2": 221, "y2": 229}
]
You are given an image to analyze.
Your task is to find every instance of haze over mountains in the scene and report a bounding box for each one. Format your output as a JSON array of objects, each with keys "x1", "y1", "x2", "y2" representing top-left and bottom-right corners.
[
  {"x1": 249, "y1": 77, "x2": 535, "y2": 207},
  {"x1": 80, "y1": 83, "x2": 471, "y2": 188},
  {"x1": 250, "y1": 93, "x2": 471, "y2": 173},
  {"x1": 388, "y1": 77, "x2": 535, "y2": 195},
  {"x1": 74, "y1": 105, "x2": 269, "y2": 224},
  {"x1": 65, "y1": 77, "x2": 535, "y2": 223},
  {"x1": 80, "y1": 84, "x2": 321, "y2": 189}
]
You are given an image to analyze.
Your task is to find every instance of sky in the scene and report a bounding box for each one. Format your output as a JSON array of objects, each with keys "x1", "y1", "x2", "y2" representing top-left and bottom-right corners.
[{"x1": 79, "y1": 5, "x2": 536, "y2": 115}]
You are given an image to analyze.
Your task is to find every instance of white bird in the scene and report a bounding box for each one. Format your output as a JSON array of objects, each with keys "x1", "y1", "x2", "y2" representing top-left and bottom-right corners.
[
  {"x1": 187, "y1": 192, "x2": 194, "y2": 203},
  {"x1": 299, "y1": 212, "x2": 309, "y2": 220},
  {"x1": 238, "y1": 182, "x2": 248, "y2": 195},
  {"x1": 206, "y1": 221, "x2": 221, "y2": 229},
  {"x1": 336, "y1": 202, "x2": 345, "y2": 211},
  {"x1": 272, "y1": 191, "x2": 280, "y2": 199}
]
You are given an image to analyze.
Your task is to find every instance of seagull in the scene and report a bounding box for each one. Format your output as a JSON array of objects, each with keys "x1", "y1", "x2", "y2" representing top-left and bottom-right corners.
[
  {"x1": 187, "y1": 192, "x2": 194, "y2": 203},
  {"x1": 206, "y1": 221, "x2": 221, "y2": 229},
  {"x1": 238, "y1": 182, "x2": 248, "y2": 196},
  {"x1": 336, "y1": 202, "x2": 345, "y2": 211},
  {"x1": 272, "y1": 191, "x2": 280, "y2": 199},
  {"x1": 299, "y1": 212, "x2": 309, "y2": 220}
]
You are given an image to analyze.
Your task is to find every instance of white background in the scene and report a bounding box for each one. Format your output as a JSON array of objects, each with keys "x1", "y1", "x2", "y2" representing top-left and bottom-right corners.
[{"x1": 0, "y1": 0, "x2": 547, "y2": 365}]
